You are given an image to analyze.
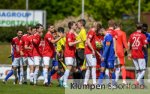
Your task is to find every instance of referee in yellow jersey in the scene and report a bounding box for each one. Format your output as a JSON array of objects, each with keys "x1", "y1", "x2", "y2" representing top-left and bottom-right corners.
[{"x1": 75, "y1": 19, "x2": 87, "y2": 80}]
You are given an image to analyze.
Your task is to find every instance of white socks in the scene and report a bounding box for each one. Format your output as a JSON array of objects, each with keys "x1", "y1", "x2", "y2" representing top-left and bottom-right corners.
[
  {"x1": 33, "y1": 68, "x2": 39, "y2": 84},
  {"x1": 84, "y1": 69, "x2": 90, "y2": 85},
  {"x1": 19, "y1": 67, "x2": 23, "y2": 83},
  {"x1": 30, "y1": 73, "x2": 34, "y2": 82},
  {"x1": 60, "y1": 75, "x2": 64, "y2": 81},
  {"x1": 63, "y1": 69, "x2": 70, "y2": 85},
  {"x1": 115, "y1": 67, "x2": 120, "y2": 82},
  {"x1": 105, "y1": 69, "x2": 110, "y2": 84},
  {"x1": 137, "y1": 70, "x2": 145, "y2": 82},
  {"x1": 43, "y1": 68, "x2": 48, "y2": 83},
  {"x1": 91, "y1": 67, "x2": 96, "y2": 84}
]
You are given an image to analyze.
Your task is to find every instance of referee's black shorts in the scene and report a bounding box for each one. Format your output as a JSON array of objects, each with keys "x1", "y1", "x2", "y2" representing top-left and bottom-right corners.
[{"x1": 76, "y1": 48, "x2": 85, "y2": 67}]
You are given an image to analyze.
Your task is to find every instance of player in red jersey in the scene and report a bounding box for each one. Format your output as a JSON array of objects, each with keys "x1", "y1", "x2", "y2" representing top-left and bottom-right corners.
[
  {"x1": 95, "y1": 24, "x2": 104, "y2": 79},
  {"x1": 84, "y1": 22, "x2": 97, "y2": 85},
  {"x1": 43, "y1": 24, "x2": 63, "y2": 86},
  {"x1": 114, "y1": 21, "x2": 128, "y2": 84},
  {"x1": 128, "y1": 23, "x2": 148, "y2": 88},
  {"x1": 60, "y1": 21, "x2": 80, "y2": 87},
  {"x1": 20, "y1": 26, "x2": 32, "y2": 84},
  {"x1": 25, "y1": 26, "x2": 36, "y2": 84},
  {"x1": 11, "y1": 30, "x2": 23, "y2": 84},
  {"x1": 32, "y1": 24, "x2": 44, "y2": 85}
]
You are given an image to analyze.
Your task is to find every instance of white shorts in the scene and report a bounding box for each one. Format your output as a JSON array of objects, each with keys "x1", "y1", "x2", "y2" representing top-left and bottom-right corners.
[
  {"x1": 12, "y1": 57, "x2": 21, "y2": 67},
  {"x1": 43, "y1": 57, "x2": 52, "y2": 67},
  {"x1": 40, "y1": 58, "x2": 44, "y2": 67},
  {"x1": 34, "y1": 56, "x2": 42, "y2": 66},
  {"x1": 65, "y1": 57, "x2": 76, "y2": 66},
  {"x1": 28, "y1": 57, "x2": 34, "y2": 66},
  {"x1": 20, "y1": 57, "x2": 28, "y2": 66},
  {"x1": 85, "y1": 54, "x2": 96, "y2": 67},
  {"x1": 133, "y1": 59, "x2": 146, "y2": 70}
]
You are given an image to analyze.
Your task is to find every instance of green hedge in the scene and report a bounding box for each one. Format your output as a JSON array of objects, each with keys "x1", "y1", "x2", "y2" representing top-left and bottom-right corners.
[{"x1": 0, "y1": 26, "x2": 27, "y2": 42}]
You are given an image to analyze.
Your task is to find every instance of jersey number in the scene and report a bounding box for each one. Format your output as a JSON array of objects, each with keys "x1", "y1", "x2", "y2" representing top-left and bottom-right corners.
[{"x1": 132, "y1": 37, "x2": 140, "y2": 47}]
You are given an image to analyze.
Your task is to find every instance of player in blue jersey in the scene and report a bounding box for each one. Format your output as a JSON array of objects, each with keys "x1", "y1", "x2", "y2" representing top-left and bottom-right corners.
[
  {"x1": 142, "y1": 23, "x2": 150, "y2": 85},
  {"x1": 142, "y1": 23, "x2": 150, "y2": 65},
  {"x1": 98, "y1": 28, "x2": 116, "y2": 88}
]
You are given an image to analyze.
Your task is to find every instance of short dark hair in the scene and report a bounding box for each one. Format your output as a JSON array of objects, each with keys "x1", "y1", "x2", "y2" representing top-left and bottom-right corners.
[
  {"x1": 108, "y1": 19, "x2": 115, "y2": 27},
  {"x1": 31, "y1": 26, "x2": 37, "y2": 30},
  {"x1": 58, "y1": 27, "x2": 64, "y2": 33},
  {"x1": 36, "y1": 23, "x2": 43, "y2": 29},
  {"x1": 136, "y1": 23, "x2": 142, "y2": 30},
  {"x1": 26, "y1": 26, "x2": 32, "y2": 31},
  {"x1": 16, "y1": 30, "x2": 23, "y2": 33},
  {"x1": 115, "y1": 20, "x2": 122, "y2": 28},
  {"x1": 68, "y1": 21, "x2": 75, "y2": 29},
  {"x1": 142, "y1": 23, "x2": 148, "y2": 31},
  {"x1": 47, "y1": 24, "x2": 54, "y2": 29},
  {"x1": 96, "y1": 23, "x2": 102, "y2": 34},
  {"x1": 78, "y1": 19, "x2": 86, "y2": 27}
]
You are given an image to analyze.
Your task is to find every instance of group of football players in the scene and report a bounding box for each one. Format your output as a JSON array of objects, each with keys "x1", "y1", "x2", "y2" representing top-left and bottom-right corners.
[{"x1": 2, "y1": 19, "x2": 150, "y2": 88}]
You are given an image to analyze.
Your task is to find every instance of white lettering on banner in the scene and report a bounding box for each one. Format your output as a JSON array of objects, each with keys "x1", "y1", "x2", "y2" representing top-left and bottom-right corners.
[
  {"x1": 0, "y1": 10, "x2": 45, "y2": 27},
  {"x1": 0, "y1": 12, "x2": 31, "y2": 18},
  {"x1": 0, "y1": 20, "x2": 39, "y2": 26}
]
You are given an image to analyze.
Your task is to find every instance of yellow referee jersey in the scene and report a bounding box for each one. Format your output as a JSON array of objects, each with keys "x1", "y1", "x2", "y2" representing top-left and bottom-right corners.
[
  {"x1": 56, "y1": 37, "x2": 66, "y2": 52},
  {"x1": 76, "y1": 28, "x2": 86, "y2": 49}
]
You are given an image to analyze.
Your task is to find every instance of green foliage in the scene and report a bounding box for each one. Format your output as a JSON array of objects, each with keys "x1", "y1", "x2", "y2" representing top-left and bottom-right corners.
[
  {"x1": 0, "y1": 26, "x2": 26, "y2": 42},
  {"x1": 0, "y1": 0, "x2": 150, "y2": 24},
  {"x1": 0, "y1": 0, "x2": 150, "y2": 42}
]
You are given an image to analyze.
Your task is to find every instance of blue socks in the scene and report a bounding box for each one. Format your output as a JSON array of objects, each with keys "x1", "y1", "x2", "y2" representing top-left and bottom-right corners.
[
  {"x1": 98, "y1": 72, "x2": 105, "y2": 85},
  {"x1": 48, "y1": 69, "x2": 56, "y2": 84},
  {"x1": 111, "y1": 72, "x2": 116, "y2": 85},
  {"x1": 5, "y1": 70, "x2": 14, "y2": 81}
]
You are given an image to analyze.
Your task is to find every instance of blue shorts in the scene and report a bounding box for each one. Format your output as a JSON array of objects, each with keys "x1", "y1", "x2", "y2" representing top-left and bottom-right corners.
[
  {"x1": 101, "y1": 60, "x2": 114, "y2": 69},
  {"x1": 52, "y1": 60, "x2": 58, "y2": 66}
]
